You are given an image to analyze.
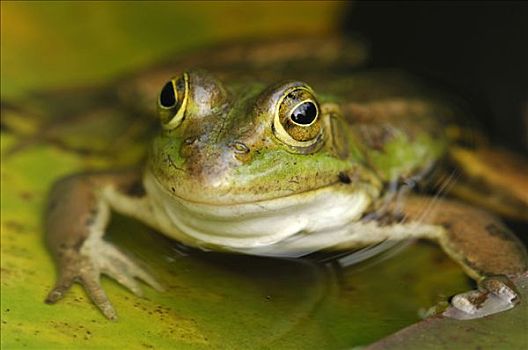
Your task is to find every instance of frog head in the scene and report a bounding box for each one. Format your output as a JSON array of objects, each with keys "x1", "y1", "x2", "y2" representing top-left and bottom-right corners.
[
  {"x1": 150, "y1": 70, "x2": 380, "y2": 202},
  {"x1": 147, "y1": 70, "x2": 382, "y2": 251}
]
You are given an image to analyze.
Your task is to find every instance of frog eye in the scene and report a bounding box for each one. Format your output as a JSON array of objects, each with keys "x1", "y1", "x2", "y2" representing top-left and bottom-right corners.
[
  {"x1": 273, "y1": 85, "x2": 323, "y2": 151},
  {"x1": 157, "y1": 73, "x2": 189, "y2": 130}
]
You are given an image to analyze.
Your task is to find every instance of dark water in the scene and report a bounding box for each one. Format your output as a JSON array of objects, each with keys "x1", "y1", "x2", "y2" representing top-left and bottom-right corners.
[{"x1": 343, "y1": 1, "x2": 528, "y2": 155}]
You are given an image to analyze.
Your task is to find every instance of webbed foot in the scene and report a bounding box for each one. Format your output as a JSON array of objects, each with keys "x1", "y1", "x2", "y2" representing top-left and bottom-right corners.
[
  {"x1": 443, "y1": 275, "x2": 520, "y2": 320},
  {"x1": 45, "y1": 237, "x2": 163, "y2": 320}
]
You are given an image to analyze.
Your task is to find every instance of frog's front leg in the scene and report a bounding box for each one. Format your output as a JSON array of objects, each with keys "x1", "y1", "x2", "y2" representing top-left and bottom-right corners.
[
  {"x1": 396, "y1": 196, "x2": 528, "y2": 318},
  {"x1": 45, "y1": 171, "x2": 163, "y2": 320}
]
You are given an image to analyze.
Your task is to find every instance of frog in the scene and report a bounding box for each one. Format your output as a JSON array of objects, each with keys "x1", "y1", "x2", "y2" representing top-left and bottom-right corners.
[{"x1": 39, "y1": 37, "x2": 528, "y2": 321}]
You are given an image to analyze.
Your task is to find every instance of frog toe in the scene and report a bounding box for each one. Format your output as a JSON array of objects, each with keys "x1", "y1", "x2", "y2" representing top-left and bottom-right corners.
[
  {"x1": 479, "y1": 275, "x2": 519, "y2": 305},
  {"x1": 46, "y1": 237, "x2": 164, "y2": 320},
  {"x1": 98, "y1": 243, "x2": 164, "y2": 294},
  {"x1": 45, "y1": 249, "x2": 118, "y2": 320},
  {"x1": 45, "y1": 273, "x2": 75, "y2": 304},
  {"x1": 110, "y1": 270, "x2": 144, "y2": 297},
  {"x1": 449, "y1": 290, "x2": 486, "y2": 315},
  {"x1": 100, "y1": 253, "x2": 145, "y2": 297},
  {"x1": 443, "y1": 276, "x2": 520, "y2": 320},
  {"x1": 79, "y1": 271, "x2": 118, "y2": 320}
]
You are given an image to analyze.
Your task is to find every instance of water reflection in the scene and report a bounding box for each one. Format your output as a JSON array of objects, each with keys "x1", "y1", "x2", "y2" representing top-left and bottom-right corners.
[{"x1": 107, "y1": 215, "x2": 468, "y2": 348}]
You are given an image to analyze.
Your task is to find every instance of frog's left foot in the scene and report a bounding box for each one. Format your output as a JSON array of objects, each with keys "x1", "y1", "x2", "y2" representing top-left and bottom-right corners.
[
  {"x1": 46, "y1": 238, "x2": 164, "y2": 320},
  {"x1": 92, "y1": 239, "x2": 165, "y2": 297},
  {"x1": 444, "y1": 275, "x2": 521, "y2": 320}
]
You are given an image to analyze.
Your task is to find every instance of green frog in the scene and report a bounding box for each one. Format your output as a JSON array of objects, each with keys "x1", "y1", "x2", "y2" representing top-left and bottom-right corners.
[{"x1": 41, "y1": 37, "x2": 528, "y2": 321}]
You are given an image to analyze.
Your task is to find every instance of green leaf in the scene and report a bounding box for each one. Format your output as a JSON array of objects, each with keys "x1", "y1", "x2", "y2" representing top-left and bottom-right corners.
[{"x1": 366, "y1": 274, "x2": 528, "y2": 350}]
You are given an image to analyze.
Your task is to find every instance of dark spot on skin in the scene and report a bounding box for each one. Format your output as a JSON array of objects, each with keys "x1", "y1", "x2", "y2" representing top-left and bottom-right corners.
[
  {"x1": 125, "y1": 179, "x2": 146, "y2": 198},
  {"x1": 362, "y1": 210, "x2": 404, "y2": 226},
  {"x1": 85, "y1": 216, "x2": 95, "y2": 227},
  {"x1": 441, "y1": 221, "x2": 452, "y2": 230},
  {"x1": 485, "y1": 223, "x2": 514, "y2": 242},
  {"x1": 171, "y1": 187, "x2": 176, "y2": 193},
  {"x1": 363, "y1": 126, "x2": 395, "y2": 151},
  {"x1": 338, "y1": 172, "x2": 351, "y2": 184},
  {"x1": 465, "y1": 290, "x2": 489, "y2": 309},
  {"x1": 394, "y1": 212, "x2": 405, "y2": 223},
  {"x1": 73, "y1": 237, "x2": 85, "y2": 252},
  {"x1": 184, "y1": 137, "x2": 196, "y2": 145},
  {"x1": 376, "y1": 212, "x2": 405, "y2": 226},
  {"x1": 462, "y1": 257, "x2": 485, "y2": 276}
]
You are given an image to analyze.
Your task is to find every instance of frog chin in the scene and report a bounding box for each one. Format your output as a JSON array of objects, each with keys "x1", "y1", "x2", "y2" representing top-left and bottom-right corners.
[{"x1": 144, "y1": 171, "x2": 379, "y2": 254}]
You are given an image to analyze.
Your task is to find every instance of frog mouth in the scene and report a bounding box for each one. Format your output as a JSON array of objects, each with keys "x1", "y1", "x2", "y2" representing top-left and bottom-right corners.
[{"x1": 144, "y1": 171, "x2": 378, "y2": 254}]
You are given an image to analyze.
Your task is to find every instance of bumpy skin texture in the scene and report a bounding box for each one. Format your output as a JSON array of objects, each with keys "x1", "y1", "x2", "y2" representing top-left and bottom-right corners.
[
  {"x1": 393, "y1": 197, "x2": 528, "y2": 278},
  {"x1": 44, "y1": 38, "x2": 528, "y2": 320}
]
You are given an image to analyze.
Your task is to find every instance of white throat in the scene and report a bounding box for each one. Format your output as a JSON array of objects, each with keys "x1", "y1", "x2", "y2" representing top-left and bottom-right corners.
[{"x1": 144, "y1": 171, "x2": 378, "y2": 255}]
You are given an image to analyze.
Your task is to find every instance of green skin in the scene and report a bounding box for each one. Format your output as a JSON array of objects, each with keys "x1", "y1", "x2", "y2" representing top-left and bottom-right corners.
[
  {"x1": 44, "y1": 51, "x2": 527, "y2": 321},
  {"x1": 150, "y1": 70, "x2": 445, "y2": 204}
]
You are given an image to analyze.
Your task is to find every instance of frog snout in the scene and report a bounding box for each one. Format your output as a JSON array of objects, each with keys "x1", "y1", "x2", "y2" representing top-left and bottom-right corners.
[{"x1": 178, "y1": 142, "x2": 238, "y2": 185}]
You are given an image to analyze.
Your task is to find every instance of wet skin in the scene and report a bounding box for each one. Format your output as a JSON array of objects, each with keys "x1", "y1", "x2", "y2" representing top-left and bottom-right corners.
[{"x1": 44, "y1": 39, "x2": 528, "y2": 320}]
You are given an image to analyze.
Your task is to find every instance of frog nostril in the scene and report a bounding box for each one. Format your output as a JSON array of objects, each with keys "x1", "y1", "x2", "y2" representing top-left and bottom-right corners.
[
  {"x1": 231, "y1": 142, "x2": 250, "y2": 154},
  {"x1": 338, "y1": 172, "x2": 351, "y2": 184}
]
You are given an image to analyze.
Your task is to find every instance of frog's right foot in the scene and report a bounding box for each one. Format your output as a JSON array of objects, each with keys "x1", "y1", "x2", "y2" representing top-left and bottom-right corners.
[
  {"x1": 443, "y1": 275, "x2": 521, "y2": 320},
  {"x1": 45, "y1": 237, "x2": 163, "y2": 320}
]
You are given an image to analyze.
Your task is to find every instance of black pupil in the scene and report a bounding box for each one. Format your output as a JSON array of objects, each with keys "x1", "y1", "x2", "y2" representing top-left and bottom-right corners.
[
  {"x1": 160, "y1": 81, "x2": 176, "y2": 108},
  {"x1": 291, "y1": 102, "x2": 317, "y2": 125}
]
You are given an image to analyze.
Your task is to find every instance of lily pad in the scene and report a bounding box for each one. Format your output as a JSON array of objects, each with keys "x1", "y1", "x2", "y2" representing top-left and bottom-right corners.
[
  {"x1": 0, "y1": 129, "x2": 470, "y2": 348},
  {"x1": 367, "y1": 273, "x2": 528, "y2": 350},
  {"x1": 1, "y1": 2, "x2": 526, "y2": 349}
]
